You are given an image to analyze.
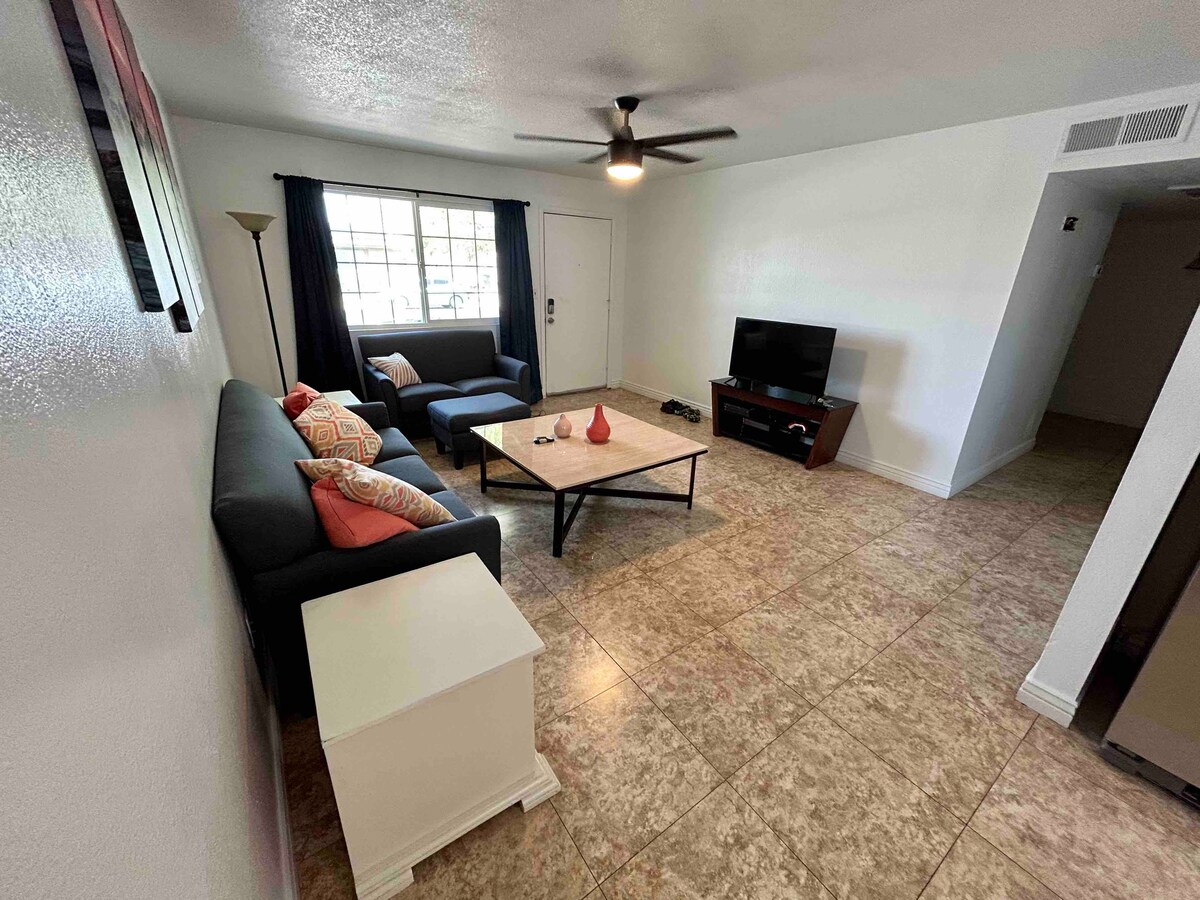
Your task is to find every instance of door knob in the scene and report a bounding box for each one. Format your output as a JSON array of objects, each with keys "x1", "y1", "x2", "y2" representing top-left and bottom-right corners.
[{"x1": 547, "y1": 316, "x2": 555, "y2": 324}]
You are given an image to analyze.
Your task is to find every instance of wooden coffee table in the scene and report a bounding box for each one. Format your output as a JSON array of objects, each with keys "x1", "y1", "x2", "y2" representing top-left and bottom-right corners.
[{"x1": 472, "y1": 407, "x2": 709, "y2": 557}]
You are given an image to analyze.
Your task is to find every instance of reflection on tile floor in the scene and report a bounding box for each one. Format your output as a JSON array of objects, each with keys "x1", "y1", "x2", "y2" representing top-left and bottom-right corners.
[{"x1": 282, "y1": 394, "x2": 1200, "y2": 899}]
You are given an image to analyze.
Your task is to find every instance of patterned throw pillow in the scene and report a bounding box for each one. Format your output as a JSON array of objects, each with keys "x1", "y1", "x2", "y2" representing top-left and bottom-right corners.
[
  {"x1": 369, "y1": 352, "x2": 422, "y2": 388},
  {"x1": 295, "y1": 458, "x2": 455, "y2": 527},
  {"x1": 292, "y1": 399, "x2": 382, "y2": 464}
]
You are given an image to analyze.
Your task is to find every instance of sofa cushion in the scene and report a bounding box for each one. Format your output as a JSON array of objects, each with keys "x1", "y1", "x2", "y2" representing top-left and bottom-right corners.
[
  {"x1": 428, "y1": 393, "x2": 532, "y2": 434},
  {"x1": 451, "y1": 376, "x2": 523, "y2": 401},
  {"x1": 282, "y1": 382, "x2": 321, "y2": 420},
  {"x1": 368, "y1": 352, "x2": 421, "y2": 388},
  {"x1": 396, "y1": 382, "x2": 464, "y2": 413},
  {"x1": 372, "y1": 455, "x2": 450, "y2": 496},
  {"x1": 212, "y1": 380, "x2": 324, "y2": 573},
  {"x1": 358, "y1": 328, "x2": 497, "y2": 384},
  {"x1": 374, "y1": 427, "x2": 421, "y2": 463}
]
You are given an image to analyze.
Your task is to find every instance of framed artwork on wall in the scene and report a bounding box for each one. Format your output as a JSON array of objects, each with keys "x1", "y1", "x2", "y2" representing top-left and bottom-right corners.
[{"x1": 49, "y1": 0, "x2": 205, "y2": 332}]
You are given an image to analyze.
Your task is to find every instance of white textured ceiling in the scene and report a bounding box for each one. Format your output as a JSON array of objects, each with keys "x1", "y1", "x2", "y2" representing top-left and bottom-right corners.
[{"x1": 123, "y1": 0, "x2": 1200, "y2": 179}]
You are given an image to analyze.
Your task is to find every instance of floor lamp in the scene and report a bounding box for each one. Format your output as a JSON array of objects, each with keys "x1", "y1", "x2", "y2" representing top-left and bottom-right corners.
[{"x1": 226, "y1": 211, "x2": 288, "y2": 395}]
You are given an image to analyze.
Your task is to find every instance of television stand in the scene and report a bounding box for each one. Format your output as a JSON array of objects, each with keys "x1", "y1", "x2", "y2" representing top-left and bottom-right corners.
[{"x1": 709, "y1": 377, "x2": 857, "y2": 469}]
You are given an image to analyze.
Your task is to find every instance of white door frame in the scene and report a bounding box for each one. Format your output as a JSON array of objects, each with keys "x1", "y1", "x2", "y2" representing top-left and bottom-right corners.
[{"x1": 539, "y1": 208, "x2": 613, "y2": 395}]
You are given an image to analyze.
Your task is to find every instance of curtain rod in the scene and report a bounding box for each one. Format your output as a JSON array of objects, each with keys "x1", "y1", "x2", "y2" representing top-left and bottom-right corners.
[{"x1": 272, "y1": 172, "x2": 530, "y2": 207}]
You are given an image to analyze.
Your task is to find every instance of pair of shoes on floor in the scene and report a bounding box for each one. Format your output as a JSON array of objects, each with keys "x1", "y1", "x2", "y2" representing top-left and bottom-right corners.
[{"x1": 661, "y1": 398, "x2": 702, "y2": 423}]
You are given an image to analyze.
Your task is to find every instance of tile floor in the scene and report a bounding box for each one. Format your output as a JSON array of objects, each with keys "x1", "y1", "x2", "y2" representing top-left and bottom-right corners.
[{"x1": 283, "y1": 391, "x2": 1200, "y2": 899}]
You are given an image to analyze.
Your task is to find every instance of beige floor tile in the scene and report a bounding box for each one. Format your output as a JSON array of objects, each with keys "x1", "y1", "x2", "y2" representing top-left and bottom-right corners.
[
  {"x1": 603, "y1": 784, "x2": 832, "y2": 900},
  {"x1": 790, "y1": 559, "x2": 934, "y2": 649},
  {"x1": 971, "y1": 743, "x2": 1200, "y2": 900},
  {"x1": 652, "y1": 546, "x2": 778, "y2": 626},
  {"x1": 653, "y1": 493, "x2": 761, "y2": 545},
  {"x1": 568, "y1": 577, "x2": 712, "y2": 674},
  {"x1": 539, "y1": 680, "x2": 722, "y2": 881},
  {"x1": 522, "y1": 543, "x2": 646, "y2": 606},
  {"x1": 882, "y1": 614, "x2": 1036, "y2": 738},
  {"x1": 721, "y1": 594, "x2": 876, "y2": 705},
  {"x1": 297, "y1": 838, "x2": 356, "y2": 900},
  {"x1": 730, "y1": 711, "x2": 961, "y2": 900},
  {"x1": 1024, "y1": 717, "x2": 1200, "y2": 848},
  {"x1": 820, "y1": 655, "x2": 1023, "y2": 819},
  {"x1": 772, "y1": 510, "x2": 877, "y2": 557},
  {"x1": 714, "y1": 524, "x2": 838, "y2": 592},
  {"x1": 919, "y1": 828, "x2": 1058, "y2": 899},
  {"x1": 502, "y1": 549, "x2": 565, "y2": 623},
  {"x1": 935, "y1": 579, "x2": 1059, "y2": 663},
  {"x1": 284, "y1": 733, "x2": 344, "y2": 860},
  {"x1": 406, "y1": 803, "x2": 595, "y2": 900},
  {"x1": 532, "y1": 610, "x2": 627, "y2": 726},
  {"x1": 634, "y1": 631, "x2": 809, "y2": 776},
  {"x1": 825, "y1": 493, "x2": 914, "y2": 535},
  {"x1": 886, "y1": 519, "x2": 999, "y2": 573},
  {"x1": 846, "y1": 538, "x2": 969, "y2": 606}
]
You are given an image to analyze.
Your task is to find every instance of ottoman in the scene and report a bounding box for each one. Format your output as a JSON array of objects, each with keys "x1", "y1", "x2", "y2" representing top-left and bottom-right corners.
[{"x1": 428, "y1": 392, "x2": 532, "y2": 469}]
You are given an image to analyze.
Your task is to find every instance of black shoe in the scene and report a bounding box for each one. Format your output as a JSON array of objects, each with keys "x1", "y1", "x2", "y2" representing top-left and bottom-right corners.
[
  {"x1": 683, "y1": 407, "x2": 701, "y2": 423},
  {"x1": 661, "y1": 399, "x2": 683, "y2": 414}
]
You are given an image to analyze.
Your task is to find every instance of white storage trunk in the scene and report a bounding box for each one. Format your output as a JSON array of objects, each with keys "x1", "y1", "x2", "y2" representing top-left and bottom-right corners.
[{"x1": 301, "y1": 554, "x2": 559, "y2": 898}]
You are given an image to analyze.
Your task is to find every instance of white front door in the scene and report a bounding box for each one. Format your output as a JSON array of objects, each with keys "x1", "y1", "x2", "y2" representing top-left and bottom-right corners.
[{"x1": 542, "y1": 212, "x2": 612, "y2": 394}]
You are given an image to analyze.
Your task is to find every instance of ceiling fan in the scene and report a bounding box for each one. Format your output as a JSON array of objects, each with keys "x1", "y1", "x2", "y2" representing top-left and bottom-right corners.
[{"x1": 514, "y1": 96, "x2": 737, "y2": 181}]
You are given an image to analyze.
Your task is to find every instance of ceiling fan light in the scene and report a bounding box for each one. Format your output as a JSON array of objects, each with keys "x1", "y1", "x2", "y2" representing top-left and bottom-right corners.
[{"x1": 607, "y1": 163, "x2": 643, "y2": 181}]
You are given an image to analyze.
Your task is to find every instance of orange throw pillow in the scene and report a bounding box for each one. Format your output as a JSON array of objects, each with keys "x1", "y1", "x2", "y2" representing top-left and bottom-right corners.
[
  {"x1": 293, "y1": 398, "x2": 383, "y2": 464},
  {"x1": 296, "y1": 458, "x2": 455, "y2": 527},
  {"x1": 310, "y1": 477, "x2": 418, "y2": 548},
  {"x1": 282, "y1": 382, "x2": 321, "y2": 420}
]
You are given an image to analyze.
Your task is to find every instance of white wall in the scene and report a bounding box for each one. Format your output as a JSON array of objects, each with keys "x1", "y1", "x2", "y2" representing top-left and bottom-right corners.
[
  {"x1": 952, "y1": 175, "x2": 1120, "y2": 490},
  {"x1": 1019, "y1": 307, "x2": 1200, "y2": 724},
  {"x1": 1048, "y1": 209, "x2": 1200, "y2": 427},
  {"x1": 171, "y1": 117, "x2": 631, "y2": 396},
  {"x1": 0, "y1": 4, "x2": 289, "y2": 897},
  {"x1": 620, "y1": 84, "x2": 1200, "y2": 496}
]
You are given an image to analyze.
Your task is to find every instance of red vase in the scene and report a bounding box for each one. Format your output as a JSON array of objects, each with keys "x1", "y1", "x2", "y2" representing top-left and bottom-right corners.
[{"x1": 585, "y1": 403, "x2": 611, "y2": 443}]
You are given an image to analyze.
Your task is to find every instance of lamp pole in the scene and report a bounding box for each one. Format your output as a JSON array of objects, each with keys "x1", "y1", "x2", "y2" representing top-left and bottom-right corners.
[{"x1": 226, "y1": 212, "x2": 287, "y2": 395}]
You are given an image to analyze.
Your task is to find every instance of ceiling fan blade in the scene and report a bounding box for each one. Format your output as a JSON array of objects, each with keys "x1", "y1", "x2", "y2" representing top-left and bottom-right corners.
[
  {"x1": 586, "y1": 106, "x2": 622, "y2": 138},
  {"x1": 580, "y1": 151, "x2": 608, "y2": 164},
  {"x1": 513, "y1": 133, "x2": 608, "y2": 146},
  {"x1": 641, "y1": 126, "x2": 737, "y2": 148},
  {"x1": 643, "y1": 147, "x2": 700, "y2": 164}
]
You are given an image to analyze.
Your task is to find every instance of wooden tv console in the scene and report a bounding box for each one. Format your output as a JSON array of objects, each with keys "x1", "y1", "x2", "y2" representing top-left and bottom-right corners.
[{"x1": 710, "y1": 377, "x2": 857, "y2": 470}]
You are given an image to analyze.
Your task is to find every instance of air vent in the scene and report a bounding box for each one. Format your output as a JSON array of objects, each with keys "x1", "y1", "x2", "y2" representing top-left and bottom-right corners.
[
  {"x1": 1059, "y1": 101, "x2": 1195, "y2": 156},
  {"x1": 1064, "y1": 116, "x2": 1123, "y2": 152},
  {"x1": 1120, "y1": 104, "x2": 1189, "y2": 145}
]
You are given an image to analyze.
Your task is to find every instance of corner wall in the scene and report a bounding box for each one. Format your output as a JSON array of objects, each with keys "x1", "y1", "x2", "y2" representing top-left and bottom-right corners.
[
  {"x1": 170, "y1": 117, "x2": 631, "y2": 397},
  {"x1": 0, "y1": 3, "x2": 290, "y2": 897},
  {"x1": 951, "y1": 174, "x2": 1121, "y2": 491}
]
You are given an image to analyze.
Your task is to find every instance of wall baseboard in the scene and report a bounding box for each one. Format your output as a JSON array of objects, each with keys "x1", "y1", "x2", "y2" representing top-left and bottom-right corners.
[
  {"x1": 617, "y1": 380, "x2": 713, "y2": 417},
  {"x1": 835, "y1": 449, "x2": 954, "y2": 499},
  {"x1": 949, "y1": 438, "x2": 1036, "y2": 496},
  {"x1": 1017, "y1": 675, "x2": 1076, "y2": 726}
]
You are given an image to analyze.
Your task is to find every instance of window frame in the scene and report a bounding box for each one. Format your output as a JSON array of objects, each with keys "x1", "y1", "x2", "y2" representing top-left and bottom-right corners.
[{"x1": 324, "y1": 186, "x2": 499, "y2": 331}]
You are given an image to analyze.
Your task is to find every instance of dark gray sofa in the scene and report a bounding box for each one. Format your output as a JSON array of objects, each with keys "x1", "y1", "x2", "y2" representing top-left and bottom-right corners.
[
  {"x1": 359, "y1": 328, "x2": 530, "y2": 436},
  {"x1": 211, "y1": 378, "x2": 501, "y2": 713}
]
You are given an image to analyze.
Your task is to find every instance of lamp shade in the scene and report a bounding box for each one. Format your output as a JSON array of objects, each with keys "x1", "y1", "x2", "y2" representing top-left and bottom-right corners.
[{"x1": 226, "y1": 211, "x2": 276, "y2": 233}]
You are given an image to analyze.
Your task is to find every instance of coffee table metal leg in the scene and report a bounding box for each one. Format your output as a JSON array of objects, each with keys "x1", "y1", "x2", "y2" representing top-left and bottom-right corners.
[
  {"x1": 479, "y1": 438, "x2": 488, "y2": 494},
  {"x1": 552, "y1": 491, "x2": 565, "y2": 557},
  {"x1": 688, "y1": 455, "x2": 697, "y2": 509}
]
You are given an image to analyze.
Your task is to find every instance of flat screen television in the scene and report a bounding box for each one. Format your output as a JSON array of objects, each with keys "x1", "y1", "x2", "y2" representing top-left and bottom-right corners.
[{"x1": 729, "y1": 317, "x2": 836, "y2": 397}]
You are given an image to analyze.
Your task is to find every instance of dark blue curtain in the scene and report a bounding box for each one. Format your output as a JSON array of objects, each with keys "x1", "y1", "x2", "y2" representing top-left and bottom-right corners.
[
  {"x1": 282, "y1": 176, "x2": 359, "y2": 391},
  {"x1": 494, "y1": 200, "x2": 543, "y2": 403}
]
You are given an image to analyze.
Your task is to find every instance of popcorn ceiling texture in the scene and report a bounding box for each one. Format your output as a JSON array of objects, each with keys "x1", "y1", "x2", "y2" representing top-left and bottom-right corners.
[{"x1": 0, "y1": 2, "x2": 288, "y2": 897}]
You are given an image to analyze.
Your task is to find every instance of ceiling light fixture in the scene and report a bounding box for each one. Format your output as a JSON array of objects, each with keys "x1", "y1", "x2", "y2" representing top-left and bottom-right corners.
[{"x1": 606, "y1": 142, "x2": 643, "y2": 181}]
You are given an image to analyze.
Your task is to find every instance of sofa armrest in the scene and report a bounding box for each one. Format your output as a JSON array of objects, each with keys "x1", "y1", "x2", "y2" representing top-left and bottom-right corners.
[
  {"x1": 493, "y1": 354, "x2": 531, "y2": 402},
  {"x1": 362, "y1": 363, "x2": 400, "y2": 424},
  {"x1": 344, "y1": 401, "x2": 391, "y2": 431},
  {"x1": 249, "y1": 513, "x2": 502, "y2": 607}
]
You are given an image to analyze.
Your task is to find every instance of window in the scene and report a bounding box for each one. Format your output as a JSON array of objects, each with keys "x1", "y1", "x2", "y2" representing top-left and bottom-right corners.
[{"x1": 324, "y1": 189, "x2": 499, "y2": 327}]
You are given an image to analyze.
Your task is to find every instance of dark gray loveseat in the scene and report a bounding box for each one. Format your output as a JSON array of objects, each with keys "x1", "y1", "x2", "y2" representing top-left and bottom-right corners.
[
  {"x1": 211, "y1": 378, "x2": 501, "y2": 713},
  {"x1": 359, "y1": 328, "x2": 530, "y2": 436}
]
